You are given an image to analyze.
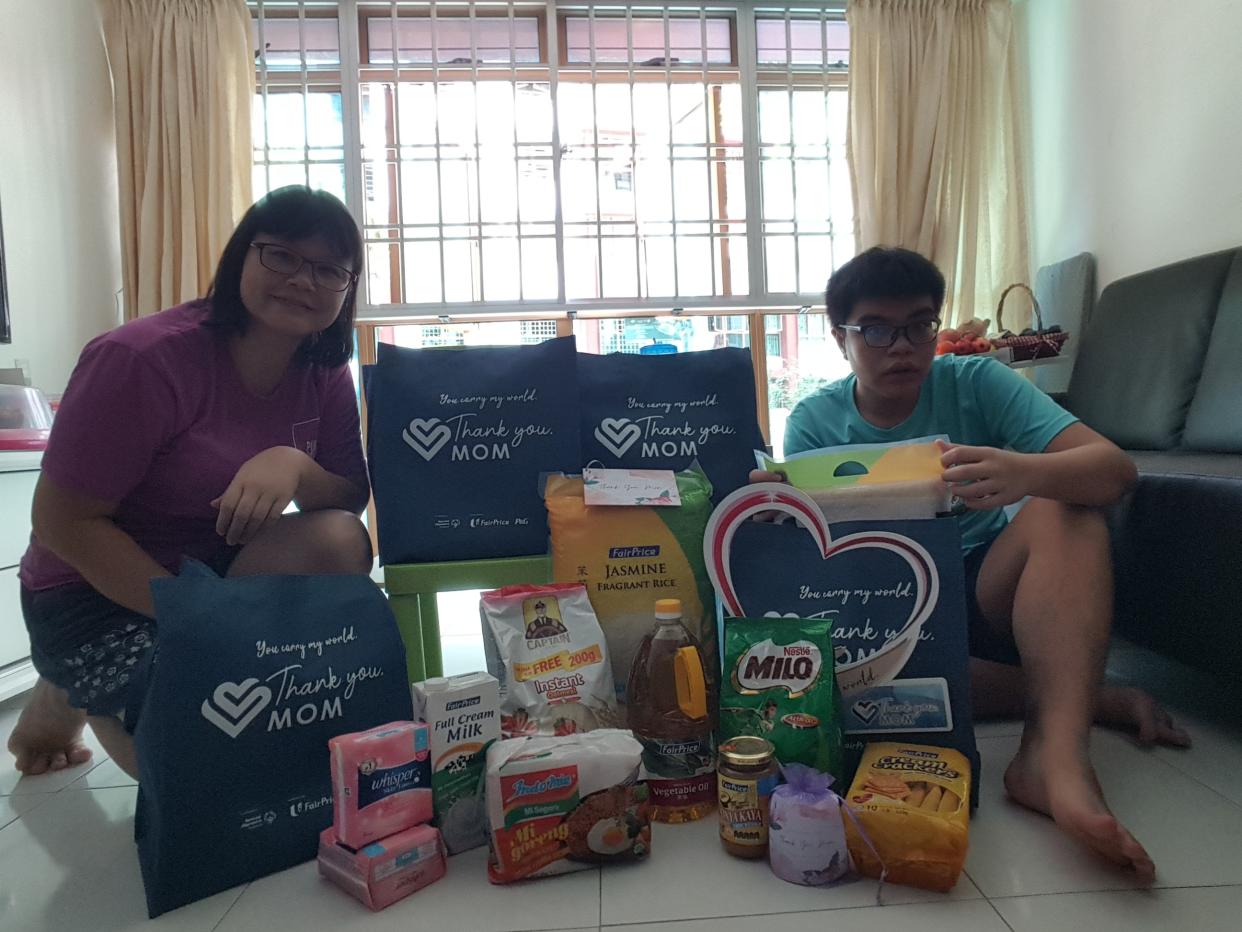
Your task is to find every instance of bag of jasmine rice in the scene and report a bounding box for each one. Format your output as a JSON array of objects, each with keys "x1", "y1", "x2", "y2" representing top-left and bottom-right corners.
[
  {"x1": 719, "y1": 616, "x2": 843, "y2": 779},
  {"x1": 546, "y1": 469, "x2": 717, "y2": 704}
]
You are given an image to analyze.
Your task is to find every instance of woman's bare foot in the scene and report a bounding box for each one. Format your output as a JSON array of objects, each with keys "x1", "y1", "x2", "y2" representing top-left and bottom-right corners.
[
  {"x1": 1004, "y1": 731, "x2": 1155, "y2": 885},
  {"x1": 1095, "y1": 685, "x2": 1191, "y2": 747},
  {"x1": 6, "y1": 678, "x2": 93, "y2": 776}
]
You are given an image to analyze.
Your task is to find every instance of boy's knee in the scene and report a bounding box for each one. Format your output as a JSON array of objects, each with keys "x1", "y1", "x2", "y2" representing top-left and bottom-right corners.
[{"x1": 1025, "y1": 498, "x2": 1110, "y2": 545}]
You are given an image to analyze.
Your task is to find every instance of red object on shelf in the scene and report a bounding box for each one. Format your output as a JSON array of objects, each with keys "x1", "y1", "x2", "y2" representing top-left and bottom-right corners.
[
  {"x1": 0, "y1": 428, "x2": 50, "y2": 451},
  {"x1": 0, "y1": 384, "x2": 54, "y2": 449}
]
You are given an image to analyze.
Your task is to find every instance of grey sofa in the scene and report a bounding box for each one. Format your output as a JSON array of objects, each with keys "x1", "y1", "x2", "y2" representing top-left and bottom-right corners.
[{"x1": 1058, "y1": 247, "x2": 1242, "y2": 679}]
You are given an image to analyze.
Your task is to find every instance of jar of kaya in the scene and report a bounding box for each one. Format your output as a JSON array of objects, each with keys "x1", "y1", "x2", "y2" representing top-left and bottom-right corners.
[{"x1": 717, "y1": 736, "x2": 778, "y2": 858}]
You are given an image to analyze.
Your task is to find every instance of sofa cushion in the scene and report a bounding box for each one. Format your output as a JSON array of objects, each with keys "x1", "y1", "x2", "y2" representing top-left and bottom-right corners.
[
  {"x1": 1128, "y1": 449, "x2": 1242, "y2": 480},
  {"x1": 1032, "y1": 253, "x2": 1095, "y2": 396},
  {"x1": 1183, "y1": 251, "x2": 1242, "y2": 451},
  {"x1": 1111, "y1": 472, "x2": 1242, "y2": 679},
  {"x1": 1066, "y1": 249, "x2": 1237, "y2": 449}
]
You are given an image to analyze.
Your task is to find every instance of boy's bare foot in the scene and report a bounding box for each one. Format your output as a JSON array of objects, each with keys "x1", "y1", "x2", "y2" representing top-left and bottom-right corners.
[
  {"x1": 1004, "y1": 731, "x2": 1155, "y2": 885},
  {"x1": 1095, "y1": 685, "x2": 1191, "y2": 747},
  {"x1": 6, "y1": 678, "x2": 92, "y2": 776},
  {"x1": 970, "y1": 659, "x2": 1192, "y2": 749}
]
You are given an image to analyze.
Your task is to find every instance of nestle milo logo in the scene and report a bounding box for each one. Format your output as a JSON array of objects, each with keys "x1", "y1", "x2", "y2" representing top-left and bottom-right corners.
[{"x1": 732, "y1": 639, "x2": 822, "y2": 698}]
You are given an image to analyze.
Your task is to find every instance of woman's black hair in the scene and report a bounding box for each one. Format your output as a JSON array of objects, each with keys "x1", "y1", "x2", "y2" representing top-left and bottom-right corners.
[
  {"x1": 205, "y1": 186, "x2": 363, "y2": 367},
  {"x1": 825, "y1": 246, "x2": 946, "y2": 326}
]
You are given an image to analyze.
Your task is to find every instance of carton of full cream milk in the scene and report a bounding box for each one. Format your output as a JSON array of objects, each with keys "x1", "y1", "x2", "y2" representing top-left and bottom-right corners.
[{"x1": 412, "y1": 671, "x2": 501, "y2": 854}]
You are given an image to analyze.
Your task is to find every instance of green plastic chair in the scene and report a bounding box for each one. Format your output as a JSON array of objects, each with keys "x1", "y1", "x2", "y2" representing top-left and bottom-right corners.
[{"x1": 383, "y1": 554, "x2": 551, "y2": 684}]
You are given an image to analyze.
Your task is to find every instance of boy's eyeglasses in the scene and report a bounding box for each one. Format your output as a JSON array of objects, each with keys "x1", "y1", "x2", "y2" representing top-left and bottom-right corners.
[
  {"x1": 837, "y1": 318, "x2": 942, "y2": 348},
  {"x1": 251, "y1": 242, "x2": 357, "y2": 292}
]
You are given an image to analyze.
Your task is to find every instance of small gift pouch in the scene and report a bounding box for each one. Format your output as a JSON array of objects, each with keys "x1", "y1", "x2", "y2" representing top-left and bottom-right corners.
[
  {"x1": 769, "y1": 763, "x2": 888, "y2": 902},
  {"x1": 768, "y1": 763, "x2": 852, "y2": 886}
]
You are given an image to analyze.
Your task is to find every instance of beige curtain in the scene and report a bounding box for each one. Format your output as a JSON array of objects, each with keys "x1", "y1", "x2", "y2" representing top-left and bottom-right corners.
[
  {"x1": 99, "y1": 0, "x2": 254, "y2": 319},
  {"x1": 846, "y1": 0, "x2": 1029, "y2": 327}
]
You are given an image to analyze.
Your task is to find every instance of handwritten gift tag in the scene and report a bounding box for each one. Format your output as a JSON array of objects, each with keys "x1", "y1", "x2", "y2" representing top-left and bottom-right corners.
[{"x1": 582, "y1": 467, "x2": 681, "y2": 507}]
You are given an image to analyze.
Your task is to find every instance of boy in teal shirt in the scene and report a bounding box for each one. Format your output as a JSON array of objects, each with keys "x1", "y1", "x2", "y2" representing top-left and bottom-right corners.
[{"x1": 768, "y1": 247, "x2": 1187, "y2": 883}]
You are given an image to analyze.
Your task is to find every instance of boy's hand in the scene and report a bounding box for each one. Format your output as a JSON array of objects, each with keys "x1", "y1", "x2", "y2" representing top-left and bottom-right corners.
[
  {"x1": 749, "y1": 469, "x2": 787, "y2": 485},
  {"x1": 748, "y1": 468, "x2": 789, "y2": 523},
  {"x1": 938, "y1": 441, "x2": 1033, "y2": 510}
]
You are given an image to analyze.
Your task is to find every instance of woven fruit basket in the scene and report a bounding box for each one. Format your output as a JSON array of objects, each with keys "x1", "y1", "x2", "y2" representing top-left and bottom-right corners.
[{"x1": 992, "y1": 283, "x2": 1070, "y2": 361}]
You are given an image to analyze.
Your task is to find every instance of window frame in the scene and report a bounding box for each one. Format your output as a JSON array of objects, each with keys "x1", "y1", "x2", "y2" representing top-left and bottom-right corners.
[
  {"x1": 251, "y1": 0, "x2": 849, "y2": 321},
  {"x1": 356, "y1": 4, "x2": 551, "y2": 71}
]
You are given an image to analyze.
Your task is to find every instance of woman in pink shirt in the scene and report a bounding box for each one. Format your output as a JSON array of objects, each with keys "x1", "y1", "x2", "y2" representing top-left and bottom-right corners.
[{"x1": 9, "y1": 186, "x2": 373, "y2": 779}]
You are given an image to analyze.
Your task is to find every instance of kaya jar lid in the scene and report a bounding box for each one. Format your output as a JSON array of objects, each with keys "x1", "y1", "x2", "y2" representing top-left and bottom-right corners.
[{"x1": 719, "y1": 735, "x2": 775, "y2": 767}]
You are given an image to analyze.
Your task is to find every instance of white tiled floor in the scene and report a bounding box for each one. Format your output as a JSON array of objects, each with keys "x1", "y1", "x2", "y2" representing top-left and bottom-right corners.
[{"x1": 1, "y1": 641, "x2": 1240, "y2": 932}]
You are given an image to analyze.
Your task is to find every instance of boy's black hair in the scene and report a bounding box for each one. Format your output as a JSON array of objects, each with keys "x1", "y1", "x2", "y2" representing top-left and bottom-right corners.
[
  {"x1": 206, "y1": 186, "x2": 363, "y2": 367},
  {"x1": 824, "y1": 246, "x2": 946, "y2": 326}
]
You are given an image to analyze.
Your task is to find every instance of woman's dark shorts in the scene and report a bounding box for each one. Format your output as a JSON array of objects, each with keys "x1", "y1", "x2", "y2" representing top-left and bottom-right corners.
[{"x1": 21, "y1": 549, "x2": 239, "y2": 717}]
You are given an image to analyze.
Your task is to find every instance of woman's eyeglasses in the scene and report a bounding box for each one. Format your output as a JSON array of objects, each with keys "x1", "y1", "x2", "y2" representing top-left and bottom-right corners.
[{"x1": 251, "y1": 242, "x2": 357, "y2": 293}]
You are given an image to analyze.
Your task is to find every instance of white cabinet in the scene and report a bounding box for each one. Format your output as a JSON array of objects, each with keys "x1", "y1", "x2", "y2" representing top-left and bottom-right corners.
[
  {"x1": 0, "y1": 454, "x2": 40, "y2": 670},
  {"x1": 0, "y1": 566, "x2": 26, "y2": 668}
]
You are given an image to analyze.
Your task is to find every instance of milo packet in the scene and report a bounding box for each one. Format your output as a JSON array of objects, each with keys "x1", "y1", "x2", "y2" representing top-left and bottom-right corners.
[{"x1": 719, "y1": 616, "x2": 843, "y2": 779}]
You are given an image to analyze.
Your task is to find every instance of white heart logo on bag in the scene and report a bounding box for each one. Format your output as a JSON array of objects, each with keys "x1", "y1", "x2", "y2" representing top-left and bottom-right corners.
[
  {"x1": 704, "y1": 483, "x2": 940, "y2": 698},
  {"x1": 402, "y1": 418, "x2": 452, "y2": 461},
  {"x1": 852, "y1": 699, "x2": 881, "y2": 724},
  {"x1": 595, "y1": 418, "x2": 642, "y2": 458},
  {"x1": 200, "y1": 678, "x2": 273, "y2": 738}
]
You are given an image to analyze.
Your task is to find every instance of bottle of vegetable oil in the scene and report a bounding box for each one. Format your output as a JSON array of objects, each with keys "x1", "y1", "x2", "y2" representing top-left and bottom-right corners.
[{"x1": 626, "y1": 599, "x2": 716, "y2": 823}]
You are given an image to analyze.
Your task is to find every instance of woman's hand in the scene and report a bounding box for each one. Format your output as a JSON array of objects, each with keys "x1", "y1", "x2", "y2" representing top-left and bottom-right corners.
[
  {"x1": 939, "y1": 440, "x2": 1034, "y2": 510},
  {"x1": 212, "y1": 447, "x2": 311, "y2": 545}
]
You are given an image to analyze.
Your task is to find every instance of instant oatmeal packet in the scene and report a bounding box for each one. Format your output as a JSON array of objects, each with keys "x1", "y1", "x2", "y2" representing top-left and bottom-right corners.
[{"x1": 481, "y1": 583, "x2": 620, "y2": 737}]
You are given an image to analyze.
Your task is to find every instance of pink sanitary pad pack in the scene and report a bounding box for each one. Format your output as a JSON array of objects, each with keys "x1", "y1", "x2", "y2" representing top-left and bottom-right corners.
[
  {"x1": 329, "y1": 721, "x2": 433, "y2": 849},
  {"x1": 318, "y1": 824, "x2": 446, "y2": 911}
]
